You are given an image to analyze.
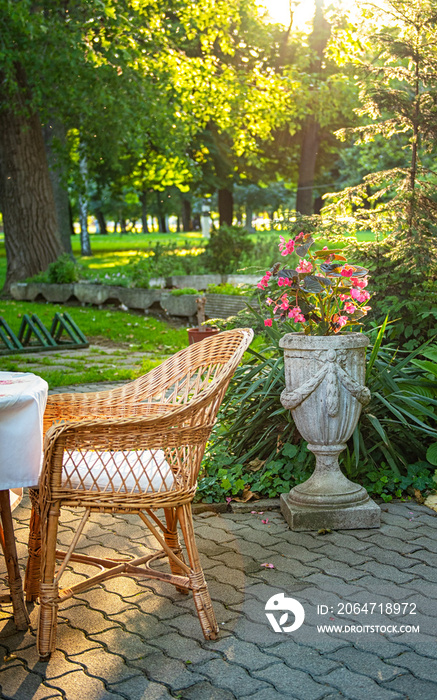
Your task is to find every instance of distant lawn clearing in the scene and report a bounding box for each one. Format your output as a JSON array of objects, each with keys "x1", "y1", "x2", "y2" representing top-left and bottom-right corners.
[{"x1": 0, "y1": 229, "x2": 377, "y2": 289}]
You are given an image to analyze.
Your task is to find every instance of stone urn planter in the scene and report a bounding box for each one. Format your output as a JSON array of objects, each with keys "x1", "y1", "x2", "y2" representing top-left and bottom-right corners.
[{"x1": 279, "y1": 333, "x2": 380, "y2": 531}]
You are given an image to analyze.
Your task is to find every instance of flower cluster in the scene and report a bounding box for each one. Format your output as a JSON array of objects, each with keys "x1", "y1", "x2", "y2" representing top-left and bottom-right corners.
[{"x1": 257, "y1": 233, "x2": 371, "y2": 336}]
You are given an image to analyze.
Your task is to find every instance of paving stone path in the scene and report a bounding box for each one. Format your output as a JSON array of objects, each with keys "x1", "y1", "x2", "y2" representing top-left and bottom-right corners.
[
  {"x1": 1, "y1": 496, "x2": 436, "y2": 700},
  {"x1": 0, "y1": 382, "x2": 436, "y2": 699}
]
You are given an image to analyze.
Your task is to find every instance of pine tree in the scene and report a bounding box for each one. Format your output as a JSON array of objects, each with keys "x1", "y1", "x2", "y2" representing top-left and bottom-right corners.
[{"x1": 324, "y1": 0, "x2": 437, "y2": 345}]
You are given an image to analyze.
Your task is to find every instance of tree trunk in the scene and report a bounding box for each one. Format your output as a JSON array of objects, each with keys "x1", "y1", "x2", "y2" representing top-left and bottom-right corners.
[
  {"x1": 245, "y1": 204, "x2": 254, "y2": 231},
  {"x1": 0, "y1": 68, "x2": 63, "y2": 291},
  {"x1": 140, "y1": 190, "x2": 149, "y2": 233},
  {"x1": 156, "y1": 192, "x2": 167, "y2": 232},
  {"x1": 218, "y1": 187, "x2": 233, "y2": 227},
  {"x1": 296, "y1": 116, "x2": 320, "y2": 215},
  {"x1": 314, "y1": 195, "x2": 324, "y2": 215},
  {"x1": 182, "y1": 198, "x2": 192, "y2": 231},
  {"x1": 120, "y1": 215, "x2": 127, "y2": 235},
  {"x1": 295, "y1": 0, "x2": 330, "y2": 216},
  {"x1": 43, "y1": 119, "x2": 73, "y2": 256},
  {"x1": 69, "y1": 202, "x2": 75, "y2": 236},
  {"x1": 95, "y1": 209, "x2": 107, "y2": 235},
  {"x1": 78, "y1": 155, "x2": 92, "y2": 256}
]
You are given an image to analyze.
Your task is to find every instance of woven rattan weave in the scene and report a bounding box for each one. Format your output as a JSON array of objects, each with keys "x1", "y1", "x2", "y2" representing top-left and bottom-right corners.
[{"x1": 25, "y1": 328, "x2": 253, "y2": 660}]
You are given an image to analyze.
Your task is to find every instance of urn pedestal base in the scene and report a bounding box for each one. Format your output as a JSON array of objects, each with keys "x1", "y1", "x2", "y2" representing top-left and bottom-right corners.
[{"x1": 280, "y1": 493, "x2": 381, "y2": 531}]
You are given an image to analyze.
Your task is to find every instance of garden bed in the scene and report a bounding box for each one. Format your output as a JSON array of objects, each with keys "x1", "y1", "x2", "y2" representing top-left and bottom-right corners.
[{"x1": 10, "y1": 276, "x2": 257, "y2": 322}]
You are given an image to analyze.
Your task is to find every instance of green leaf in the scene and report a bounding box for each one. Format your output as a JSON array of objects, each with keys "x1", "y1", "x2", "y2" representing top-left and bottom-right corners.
[
  {"x1": 301, "y1": 275, "x2": 323, "y2": 293},
  {"x1": 366, "y1": 412, "x2": 391, "y2": 446},
  {"x1": 282, "y1": 443, "x2": 298, "y2": 458},
  {"x1": 426, "y1": 443, "x2": 437, "y2": 466},
  {"x1": 313, "y1": 248, "x2": 345, "y2": 259},
  {"x1": 366, "y1": 316, "x2": 388, "y2": 383},
  {"x1": 278, "y1": 268, "x2": 298, "y2": 279},
  {"x1": 295, "y1": 236, "x2": 314, "y2": 257},
  {"x1": 410, "y1": 360, "x2": 437, "y2": 378}
]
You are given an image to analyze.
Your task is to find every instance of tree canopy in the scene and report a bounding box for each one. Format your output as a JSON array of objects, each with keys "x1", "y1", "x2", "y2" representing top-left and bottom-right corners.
[{"x1": 1, "y1": 0, "x2": 436, "y2": 289}]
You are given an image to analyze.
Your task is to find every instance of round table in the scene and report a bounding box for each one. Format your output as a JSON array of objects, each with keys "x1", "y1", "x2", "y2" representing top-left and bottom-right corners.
[{"x1": 0, "y1": 371, "x2": 48, "y2": 628}]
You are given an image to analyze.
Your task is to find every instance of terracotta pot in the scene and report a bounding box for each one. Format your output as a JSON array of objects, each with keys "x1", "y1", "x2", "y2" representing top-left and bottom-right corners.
[
  {"x1": 279, "y1": 333, "x2": 380, "y2": 530},
  {"x1": 187, "y1": 326, "x2": 220, "y2": 345}
]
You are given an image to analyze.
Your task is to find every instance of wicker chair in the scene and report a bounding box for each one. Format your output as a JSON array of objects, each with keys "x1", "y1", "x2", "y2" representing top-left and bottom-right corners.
[{"x1": 27, "y1": 328, "x2": 253, "y2": 660}]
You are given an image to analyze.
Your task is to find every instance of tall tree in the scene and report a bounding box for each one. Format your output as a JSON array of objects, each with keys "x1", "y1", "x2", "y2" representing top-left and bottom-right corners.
[
  {"x1": 43, "y1": 120, "x2": 74, "y2": 256},
  {"x1": 296, "y1": 0, "x2": 331, "y2": 214},
  {"x1": 324, "y1": 0, "x2": 437, "y2": 346},
  {"x1": 0, "y1": 64, "x2": 63, "y2": 289},
  {"x1": 329, "y1": 0, "x2": 437, "y2": 266}
]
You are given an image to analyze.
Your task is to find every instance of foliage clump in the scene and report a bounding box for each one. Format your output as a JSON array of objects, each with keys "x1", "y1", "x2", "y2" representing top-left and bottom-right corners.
[
  {"x1": 201, "y1": 225, "x2": 255, "y2": 274},
  {"x1": 28, "y1": 254, "x2": 79, "y2": 284},
  {"x1": 200, "y1": 317, "x2": 437, "y2": 503},
  {"x1": 325, "y1": 0, "x2": 437, "y2": 346}
]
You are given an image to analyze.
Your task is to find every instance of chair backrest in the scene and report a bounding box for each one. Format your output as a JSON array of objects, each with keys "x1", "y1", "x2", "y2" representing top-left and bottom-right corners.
[
  {"x1": 104, "y1": 327, "x2": 253, "y2": 407},
  {"x1": 44, "y1": 329, "x2": 253, "y2": 427}
]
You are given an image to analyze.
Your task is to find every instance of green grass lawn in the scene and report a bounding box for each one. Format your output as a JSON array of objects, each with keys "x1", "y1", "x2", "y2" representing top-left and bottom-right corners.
[
  {"x1": 0, "y1": 299, "x2": 188, "y2": 387},
  {"x1": 0, "y1": 229, "x2": 377, "y2": 288},
  {"x1": 0, "y1": 299, "x2": 187, "y2": 352}
]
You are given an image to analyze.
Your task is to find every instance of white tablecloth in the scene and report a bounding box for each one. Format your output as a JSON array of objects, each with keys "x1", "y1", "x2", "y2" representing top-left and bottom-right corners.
[{"x1": 0, "y1": 371, "x2": 48, "y2": 489}]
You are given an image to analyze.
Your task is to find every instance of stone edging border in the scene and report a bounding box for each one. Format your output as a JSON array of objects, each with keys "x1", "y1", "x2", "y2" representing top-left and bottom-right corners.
[{"x1": 10, "y1": 277, "x2": 259, "y2": 322}]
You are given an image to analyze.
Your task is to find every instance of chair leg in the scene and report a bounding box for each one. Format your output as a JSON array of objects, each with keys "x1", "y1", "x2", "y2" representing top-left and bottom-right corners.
[
  {"x1": 37, "y1": 502, "x2": 61, "y2": 661},
  {"x1": 24, "y1": 489, "x2": 41, "y2": 602},
  {"x1": 163, "y1": 508, "x2": 189, "y2": 594},
  {"x1": 177, "y1": 503, "x2": 218, "y2": 640}
]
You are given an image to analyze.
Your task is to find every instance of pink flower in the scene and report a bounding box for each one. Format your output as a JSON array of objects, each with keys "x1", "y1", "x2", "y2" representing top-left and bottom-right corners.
[
  {"x1": 351, "y1": 276, "x2": 368, "y2": 289},
  {"x1": 288, "y1": 306, "x2": 306, "y2": 324},
  {"x1": 262, "y1": 519, "x2": 269, "y2": 524},
  {"x1": 266, "y1": 297, "x2": 274, "y2": 306},
  {"x1": 343, "y1": 302, "x2": 356, "y2": 314},
  {"x1": 340, "y1": 265, "x2": 355, "y2": 277},
  {"x1": 336, "y1": 316, "x2": 348, "y2": 328},
  {"x1": 294, "y1": 232, "x2": 304, "y2": 242},
  {"x1": 264, "y1": 318, "x2": 273, "y2": 327},
  {"x1": 278, "y1": 277, "x2": 291, "y2": 287},
  {"x1": 257, "y1": 270, "x2": 272, "y2": 289},
  {"x1": 296, "y1": 259, "x2": 313, "y2": 274},
  {"x1": 339, "y1": 294, "x2": 350, "y2": 301},
  {"x1": 279, "y1": 236, "x2": 295, "y2": 256},
  {"x1": 260, "y1": 563, "x2": 275, "y2": 569},
  {"x1": 288, "y1": 305, "x2": 302, "y2": 318},
  {"x1": 351, "y1": 288, "x2": 371, "y2": 303}
]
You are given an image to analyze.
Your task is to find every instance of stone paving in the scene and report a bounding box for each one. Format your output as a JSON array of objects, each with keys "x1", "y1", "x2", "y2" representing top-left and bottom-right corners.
[
  {"x1": 1, "y1": 496, "x2": 437, "y2": 700},
  {"x1": 2, "y1": 344, "x2": 147, "y2": 381}
]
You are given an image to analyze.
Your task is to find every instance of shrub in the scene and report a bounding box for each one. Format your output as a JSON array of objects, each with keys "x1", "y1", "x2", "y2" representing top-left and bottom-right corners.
[
  {"x1": 201, "y1": 225, "x2": 255, "y2": 274},
  {"x1": 27, "y1": 254, "x2": 79, "y2": 284},
  {"x1": 206, "y1": 282, "x2": 251, "y2": 296},
  {"x1": 170, "y1": 288, "x2": 199, "y2": 296},
  {"x1": 199, "y1": 319, "x2": 437, "y2": 502},
  {"x1": 345, "y1": 237, "x2": 437, "y2": 349}
]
